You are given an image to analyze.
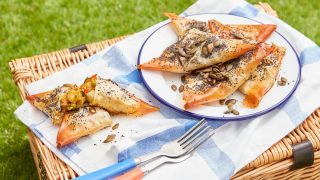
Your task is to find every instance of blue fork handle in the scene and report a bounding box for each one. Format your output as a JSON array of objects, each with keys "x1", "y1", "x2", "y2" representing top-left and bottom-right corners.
[{"x1": 74, "y1": 158, "x2": 137, "y2": 180}]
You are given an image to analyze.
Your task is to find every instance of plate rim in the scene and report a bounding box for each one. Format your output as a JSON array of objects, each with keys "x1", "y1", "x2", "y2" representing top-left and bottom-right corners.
[{"x1": 137, "y1": 13, "x2": 301, "y2": 121}]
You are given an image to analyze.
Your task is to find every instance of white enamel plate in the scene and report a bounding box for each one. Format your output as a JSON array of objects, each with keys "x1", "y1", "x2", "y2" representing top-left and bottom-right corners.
[{"x1": 138, "y1": 13, "x2": 300, "y2": 121}]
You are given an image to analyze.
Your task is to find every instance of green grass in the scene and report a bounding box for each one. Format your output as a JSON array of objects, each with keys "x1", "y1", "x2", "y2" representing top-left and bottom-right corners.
[{"x1": 0, "y1": 0, "x2": 319, "y2": 179}]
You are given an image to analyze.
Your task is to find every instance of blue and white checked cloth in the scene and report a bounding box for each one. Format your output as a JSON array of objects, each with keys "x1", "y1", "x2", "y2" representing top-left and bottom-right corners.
[{"x1": 15, "y1": 0, "x2": 320, "y2": 179}]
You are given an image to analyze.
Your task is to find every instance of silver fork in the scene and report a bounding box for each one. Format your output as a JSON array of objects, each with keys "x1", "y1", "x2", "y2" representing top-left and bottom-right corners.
[
  {"x1": 75, "y1": 119, "x2": 214, "y2": 180},
  {"x1": 115, "y1": 126, "x2": 214, "y2": 180},
  {"x1": 136, "y1": 119, "x2": 212, "y2": 163}
]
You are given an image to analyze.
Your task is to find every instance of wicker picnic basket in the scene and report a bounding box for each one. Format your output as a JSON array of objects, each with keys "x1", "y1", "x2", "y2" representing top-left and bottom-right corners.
[{"x1": 9, "y1": 2, "x2": 320, "y2": 180}]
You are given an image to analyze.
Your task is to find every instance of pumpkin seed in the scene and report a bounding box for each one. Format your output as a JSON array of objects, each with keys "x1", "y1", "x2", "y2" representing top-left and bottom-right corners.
[
  {"x1": 219, "y1": 66, "x2": 226, "y2": 72},
  {"x1": 219, "y1": 99, "x2": 225, "y2": 105},
  {"x1": 212, "y1": 67, "x2": 220, "y2": 73},
  {"x1": 207, "y1": 43, "x2": 214, "y2": 53},
  {"x1": 178, "y1": 48, "x2": 188, "y2": 57},
  {"x1": 227, "y1": 103, "x2": 234, "y2": 110},
  {"x1": 171, "y1": 84, "x2": 177, "y2": 91},
  {"x1": 212, "y1": 65, "x2": 219, "y2": 69},
  {"x1": 281, "y1": 77, "x2": 287, "y2": 83},
  {"x1": 277, "y1": 80, "x2": 284, "y2": 86},
  {"x1": 89, "y1": 107, "x2": 96, "y2": 114},
  {"x1": 103, "y1": 134, "x2": 116, "y2": 143},
  {"x1": 278, "y1": 77, "x2": 287, "y2": 86},
  {"x1": 179, "y1": 85, "x2": 184, "y2": 93},
  {"x1": 201, "y1": 46, "x2": 208, "y2": 56},
  {"x1": 232, "y1": 31, "x2": 245, "y2": 39},
  {"x1": 215, "y1": 73, "x2": 225, "y2": 80},
  {"x1": 205, "y1": 78, "x2": 212, "y2": 84},
  {"x1": 225, "y1": 99, "x2": 237, "y2": 106},
  {"x1": 226, "y1": 64, "x2": 233, "y2": 71},
  {"x1": 231, "y1": 109, "x2": 240, "y2": 115},
  {"x1": 186, "y1": 46, "x2": 197, "y2": 55},
  {"x1": 112, "y1": 123, "x2": 119, "y2": 130},
  {"x1": 214, "y1": 40, "x2": 224, "y2": 47},
  {"x1": 209, "y1": 73, "x2": 217, "y2": 79},
  {"x1": 197, "y1": 67, "x2": 212, "y2": 73}
]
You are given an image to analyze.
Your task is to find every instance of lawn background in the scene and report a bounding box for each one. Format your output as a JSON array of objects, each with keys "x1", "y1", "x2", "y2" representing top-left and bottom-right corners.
[{"x1": 0, "y1": 0, "x2": 319, "y2": 179}]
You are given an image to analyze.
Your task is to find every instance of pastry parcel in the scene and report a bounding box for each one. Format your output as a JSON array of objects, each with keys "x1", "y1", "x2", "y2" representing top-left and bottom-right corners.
[
  {"x1": 183, "y1": 43, "x2": 275, "y2": 109},
  {"x1": 139, "y1": 29, "x2": 256, "y2": 73},
  {"x1": 239, "y1": 46, "x2": 286, "y2": 108}
]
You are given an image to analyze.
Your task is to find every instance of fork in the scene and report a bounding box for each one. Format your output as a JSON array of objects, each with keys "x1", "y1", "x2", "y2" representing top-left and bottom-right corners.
[
  {"x1": 115, "y1": 127, "x2": 214, "y2": 180},
  {"x1": 116, "y1": 154, "x2": 192, "y2": 180},
  {"x1": 75, "y1": 119, "x2": 213, "y2": 180}
]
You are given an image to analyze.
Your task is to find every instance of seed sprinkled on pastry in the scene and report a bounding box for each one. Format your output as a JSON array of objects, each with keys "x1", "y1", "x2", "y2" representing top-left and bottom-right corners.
[
  {"x1": 212, "y1": 67, "x2": 220, "y2": 73},
  {"x1": 226, "y1": 64, "x2": 233, "y2": 71},
  {"x1": 89, "y1": 107, "x2": 96, "y2": 114},
  {"x1": 201, "y1": 46, "x2": 208, "y2": 56},
  {"x1": 171, "y1": 84, "x2": 177, "y2": 91},
  {"x1": 179, "y1": 85, "x2": 184, "y2": 93}
]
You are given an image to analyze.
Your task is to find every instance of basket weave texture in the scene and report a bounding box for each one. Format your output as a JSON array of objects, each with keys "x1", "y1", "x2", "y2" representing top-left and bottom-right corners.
[{"x1": 9, "y1": 2, "x2": 320, "y2": 180}]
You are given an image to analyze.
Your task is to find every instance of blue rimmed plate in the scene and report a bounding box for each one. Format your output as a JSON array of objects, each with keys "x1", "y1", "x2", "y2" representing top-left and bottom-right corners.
[{"x1": 138, "y1": 13, "x2": 300, "y2": 121}]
